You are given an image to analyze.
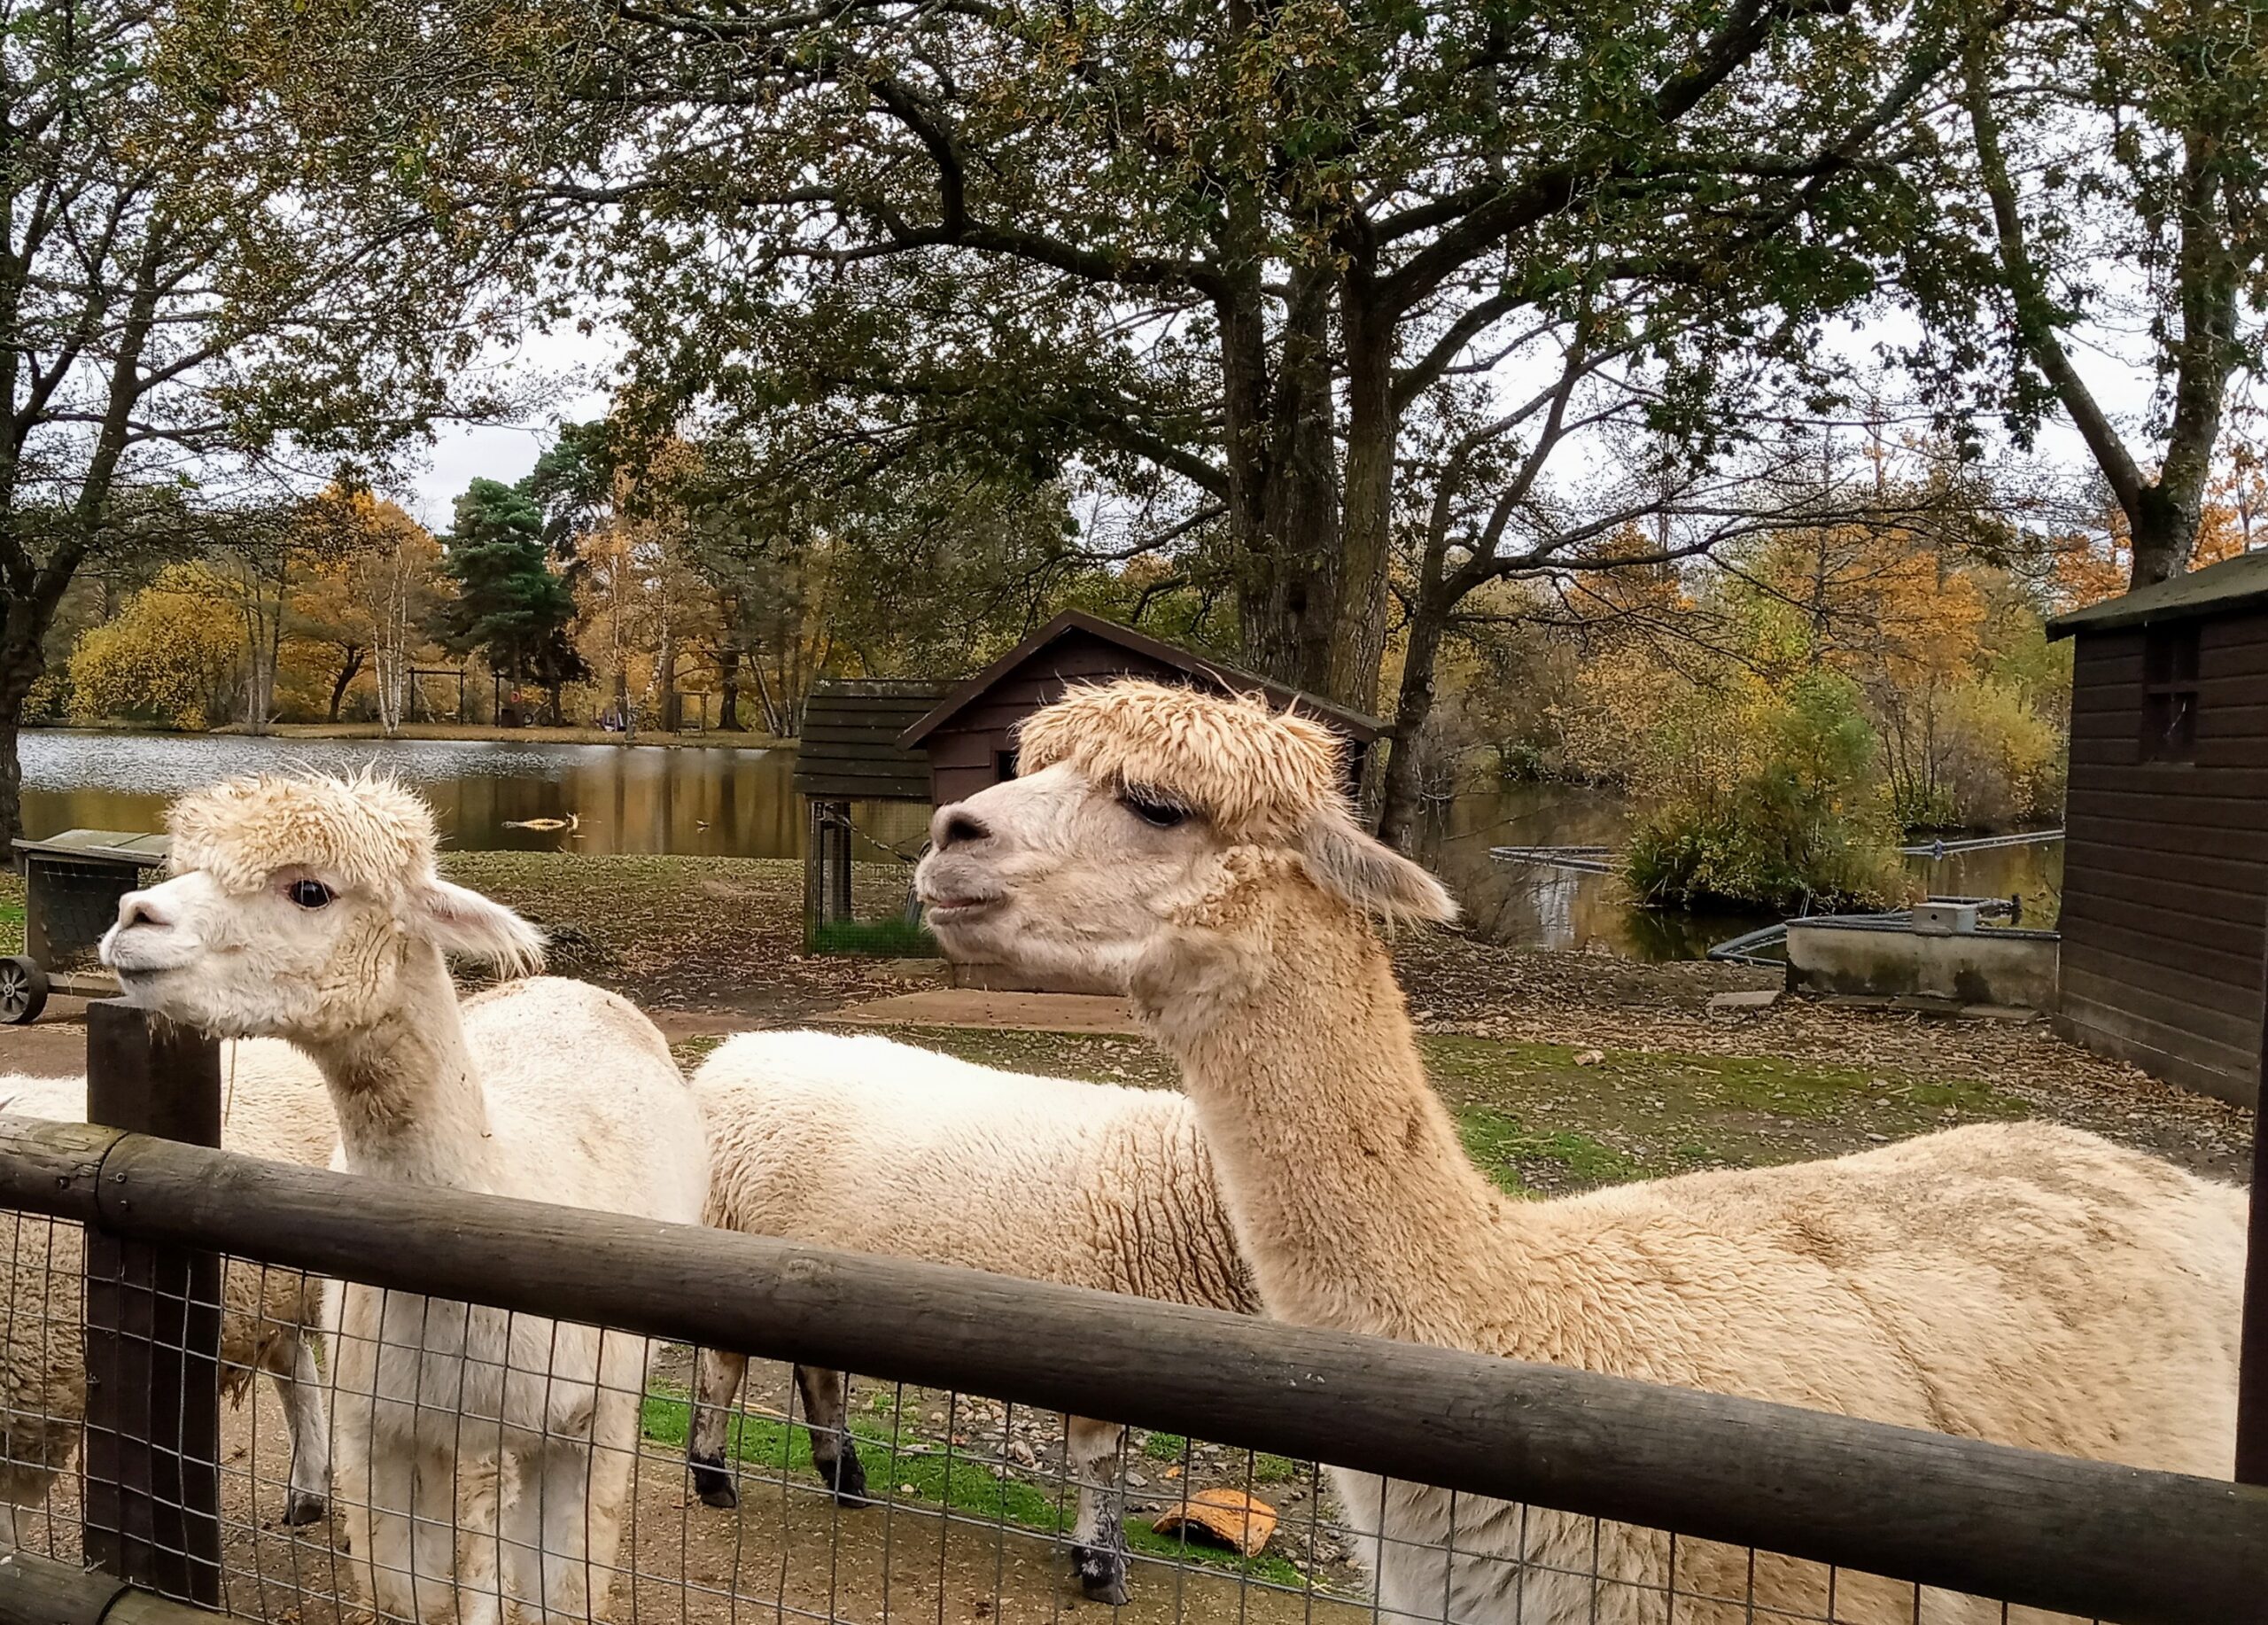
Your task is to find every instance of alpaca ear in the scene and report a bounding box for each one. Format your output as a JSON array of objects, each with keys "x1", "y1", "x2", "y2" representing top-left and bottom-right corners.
[
  {"x1": 1297, "y1": 814, "x2": 1459, "y2": 928},
  {"x1": 408, "y1": 875, "x2": 548, "y2": 976}
]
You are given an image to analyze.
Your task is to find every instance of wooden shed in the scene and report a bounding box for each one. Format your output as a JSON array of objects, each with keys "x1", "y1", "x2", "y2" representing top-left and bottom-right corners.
[
  {"x1": 793, "y1": 679, "x2": 949, "y2": 947},
  {"x1": 898, "y1": 610, "x2": 1384, "y2": 806},
  {"x1": 2047, "y1": 548, "x2": 2268, "y2": 1107}
]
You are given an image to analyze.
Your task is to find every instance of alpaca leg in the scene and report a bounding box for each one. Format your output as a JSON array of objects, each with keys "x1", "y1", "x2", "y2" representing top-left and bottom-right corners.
[
  {"x1": 794, "y1": 1365, "x2": 869, "y2": 1506},
  {"x1": 0, "y1": 1462, "x2": 58, "y2": 1550},
  {"x1": 687, "y1": 1348, "x2": 744, "y2": 1509},
  {"x1": 571, "y1": 1395, "x2": 641, "y2": 1622},
  {"x1": 268, "y1": 1337, "x2": 331, "y2": 1526},
  {"x1": 448, "y1": 1450, "x2": 504, "y2": 1625},
  {"x1": 1064, "y1": 1418, "x2": 1130, "y2": 1606},
  {"x1": 407, "y1": 1444, "x2": 475, "y2": 1625},
  {"x1": 529, "y1": 1441, "x2": 597, "y2": 1625},
  {"x1": 348, "y1": 1439, "x2": 424, "y2": 1624}
]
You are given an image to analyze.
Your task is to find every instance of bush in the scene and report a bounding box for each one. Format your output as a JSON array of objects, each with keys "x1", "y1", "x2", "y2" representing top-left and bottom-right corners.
[
  {"x1": 1624, "y1": 672, "x2": 1907, "y2": 913},
  {"x1": 67, "y1": 566, "x2": 242, "y2": 729}
]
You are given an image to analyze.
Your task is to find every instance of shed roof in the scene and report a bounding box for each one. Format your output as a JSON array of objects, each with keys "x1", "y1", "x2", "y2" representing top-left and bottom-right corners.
[
  {"x1": 795, "y1": 679, "x2": 951, "y2": 802},
  {"x1": 2047, "y1": 547, "x2": 2268, "y2": 639},
  {"x1": 897, "y1": 610, "x2": 1386, "y2": 747}
]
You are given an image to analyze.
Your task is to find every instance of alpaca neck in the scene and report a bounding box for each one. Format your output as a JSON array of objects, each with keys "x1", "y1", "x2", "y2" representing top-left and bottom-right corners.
[
  {"x1": 303, "y1": 946, "x2": 499, "y2": 1187},
  {"x1": 1136, "y1": 875, "x2": 1507, "y2": 1344}
]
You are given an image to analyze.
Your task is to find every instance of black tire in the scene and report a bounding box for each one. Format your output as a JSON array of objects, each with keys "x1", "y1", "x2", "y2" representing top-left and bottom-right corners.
[{"x1": 0, "y1": 957, "x2": 46, "y2": 1025}]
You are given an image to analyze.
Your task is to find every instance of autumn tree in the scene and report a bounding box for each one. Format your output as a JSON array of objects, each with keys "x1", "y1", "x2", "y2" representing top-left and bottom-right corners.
[
  {"x1": 66, "y1": 565, "x2": 243, "y2": 728},
  {"x1": 0, "y1": 0, "x2": 510, "y2": 845},
  {"x1": 289, "y1": 492, "x2": 447, "y2": 726},
  {"x1": 1935, "y1": 0, "x2": 2268, "y2": 587},
  {"x1": 259, "y1": 0, "x2": 1973, "y2": 722}
]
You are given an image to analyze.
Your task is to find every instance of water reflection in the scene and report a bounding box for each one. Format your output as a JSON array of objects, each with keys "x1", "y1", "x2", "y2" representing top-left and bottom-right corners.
[
  {"x1": 19, "y1": 732, "x2": 2065, "y2": 960},
  {"x1": 18, "y1": 730, "x2": 932, "y2": 860},
  {"x1": 1414, "y1": 782, "x2": 2065, "y2": 962}
]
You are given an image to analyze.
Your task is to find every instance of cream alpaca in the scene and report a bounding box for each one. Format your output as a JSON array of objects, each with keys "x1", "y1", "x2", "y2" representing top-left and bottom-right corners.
[
  {"x1": 0, "y1": 1042, "x2": 338, "y2": 1535},
  {"x1": 914, "y1": 680, "x2": 2244, "y2": 1625},
  {"x1": 102, "y1": 774, "x2": 709, "y2": 1625},
  {"x1": 685, "y1": 1029, "x2": 1257, "y2": 1603}
]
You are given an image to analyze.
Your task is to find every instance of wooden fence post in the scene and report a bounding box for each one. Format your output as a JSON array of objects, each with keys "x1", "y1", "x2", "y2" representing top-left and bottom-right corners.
[
  {"x1": 82, "y1": 1000, "x2": 223, "y2": 1605},
  {"x1": 2239, "y1": 1059, "x2": 2267, "y2": 1484}
]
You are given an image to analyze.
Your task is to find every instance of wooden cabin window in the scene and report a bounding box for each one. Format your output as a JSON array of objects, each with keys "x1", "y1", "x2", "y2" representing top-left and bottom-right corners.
[
  {"x1": 2141, "y1": 621, "x2": 2202, "y2": 762},
  {"x1": 995, "y1": 748, "x2": 1019, "y2": 781}
]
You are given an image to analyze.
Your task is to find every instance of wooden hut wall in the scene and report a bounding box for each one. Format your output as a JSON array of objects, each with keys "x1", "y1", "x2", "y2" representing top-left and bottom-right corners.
[
  {"x1": 2059, "y1": 610, "x2": 2268, "y2": 1107},
  {"x1": 923, "y1": 632, "x2": 1194, "y2": 806}
]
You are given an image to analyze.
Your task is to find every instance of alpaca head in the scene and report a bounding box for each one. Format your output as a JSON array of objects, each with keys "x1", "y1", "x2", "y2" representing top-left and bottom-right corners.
[
  {"x1": 914, "y1": 681, "x2": 1454, "y2": 996},
  {"x1": 100, "y1": 773, "x2": 543, "y2": 1044}
]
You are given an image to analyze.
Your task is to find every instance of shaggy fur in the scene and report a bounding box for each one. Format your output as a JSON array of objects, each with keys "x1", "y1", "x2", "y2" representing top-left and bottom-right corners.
[
  {"x1": 102, "y1": 774, "x2": 707, "y2": 1625},
  {"x1": 918, "y1": 681, "x2": 2246, "y2": 1625},
  {"x1": 1017, "y1": 680, "x2": 1349, "y2": 843},
  {"x1": 685, "y1": 1029, "x2": 1256, "y2": 1603},
  {"x1": 0, "y1": 1040, "x2": 340, "y2": 1536}
]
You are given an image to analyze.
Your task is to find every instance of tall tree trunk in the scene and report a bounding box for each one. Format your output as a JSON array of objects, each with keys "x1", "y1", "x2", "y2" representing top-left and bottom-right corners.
[
  {"x1": 1332, "y1": 284, "x2": 1397, "y2": 714},
  {"x1": 717, "y1": 646, "x2": 743, "y2": 730},
  {"x1": 0, "y1": 633, "x2": 44, "y2": 855},
  {"x1": 327, "y1": 648, "x2": 367, "y2": 720},
  {"x1": 1235, "y1": 270, "x2": 1344, "y2": 698},
  {"x1": 1377, "y1": 570, "x2": 1452, "y2": 853}
]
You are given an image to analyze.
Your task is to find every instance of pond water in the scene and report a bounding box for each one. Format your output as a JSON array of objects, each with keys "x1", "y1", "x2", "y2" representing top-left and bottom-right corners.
[
  {"x1": 18, "y1": 731, "x2": 2064, "y2": 960},
  {"x1": 1409, "y1": 781, "x2": 2064, "y2": 960}
]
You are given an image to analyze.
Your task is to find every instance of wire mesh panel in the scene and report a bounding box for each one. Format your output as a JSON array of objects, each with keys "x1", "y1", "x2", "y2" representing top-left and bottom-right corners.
[
  {"x1": 0, "y1": 1227, "x2": 2137, "y2": 1625},
  {"x1": 0, "y1": 1119, "x2": 2249, "y2": 1625}
]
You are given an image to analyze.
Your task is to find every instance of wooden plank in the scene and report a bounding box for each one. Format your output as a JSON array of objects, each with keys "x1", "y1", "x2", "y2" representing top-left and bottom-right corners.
[
  {"x1": 2241, "y1": 982, "x2": 2268, "y2": 1481},
  {"x1": 2057, "y1": 901, "x2": 2264, "y2": 982},
  {"x1": 2062, "y1": 813, "x2": 2268, "y2": 866},
  {"x1": 2059, "y1": 961, "x2": 2261, "y2": 1050},
  {"x1": 2064, "y1": 838, "x2": 2268, "y2": 898},
  {"x1": 2060, "y1": 883, "x2": 2267, "y2": 952},
  {"x1": 2073, "y1": 764, "x2": 2268, "y2": 800},
  {"x1": 81, "y1": 1002, "x2": 222, "y2": 1608},
  {"x1": 2066, "y1": 784, "x2": 2268, "y2": 829},
  {"x1": 2055, "y1": 1005, "x2": 2257, "y2": 1106},
  {"x1": 0, "y1": 1121, "x2": 2242, "y2": 1625}
]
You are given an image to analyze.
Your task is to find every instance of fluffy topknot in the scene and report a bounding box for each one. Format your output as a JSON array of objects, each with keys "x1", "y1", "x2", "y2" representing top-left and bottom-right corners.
[
  {"x1": 167, "y1": 772, "x2": 441, "y2": 896},
  {"x1": 1015, "y1": 680, "x2": 1348, "y2": 842}
]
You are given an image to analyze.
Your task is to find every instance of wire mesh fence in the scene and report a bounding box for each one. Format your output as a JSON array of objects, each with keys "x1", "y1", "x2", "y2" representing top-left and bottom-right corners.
[
  {"x1": 0, "y1": 1118, "x2": 2261, "y2": 1625},
  {"x1": 0, "y1": 1232, "x2": 2152, "y2": 1625}
]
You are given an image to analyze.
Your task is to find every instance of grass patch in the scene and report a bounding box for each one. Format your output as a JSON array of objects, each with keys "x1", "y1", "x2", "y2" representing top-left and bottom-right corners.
[
  {"x1": 1455, "y1": 1109, "x2": 1636, "y2": 1193},
  {"x1": 806, "y1": 917, "x2": 941, "y2": 957},
  {"x1": 642, "y1": 1389, "x2": 1306, "y2": 1586}
]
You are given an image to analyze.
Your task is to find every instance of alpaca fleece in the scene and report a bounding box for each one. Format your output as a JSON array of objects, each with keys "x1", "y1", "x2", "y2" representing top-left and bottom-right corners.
[
  {"x1": 1017, "y1": 680, "x2": 1348, "y2": 843},
  {"x1": 915, "y1": 680, "x2": 2246, "y2": 1625},
  {"x1": 0, "y1": 1038, "x2": 339, "y2": 1535}
]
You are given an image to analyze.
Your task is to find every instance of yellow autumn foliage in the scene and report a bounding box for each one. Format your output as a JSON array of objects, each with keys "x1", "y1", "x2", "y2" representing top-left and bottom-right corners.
[{"x1": 68, "y1": 566, "x2": 244, "y2": 729}]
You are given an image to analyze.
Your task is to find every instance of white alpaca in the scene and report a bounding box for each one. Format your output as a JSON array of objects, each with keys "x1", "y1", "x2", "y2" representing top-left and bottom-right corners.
[
  {"x1": 101, "y1": 773, "x2": 708, "y2": 1625},
  {"x1": 0, "y1": 1041, "x2": 338, "y2": 1535},
  {"x1": 685, "y1": 1028, "x2": 1257, "y2": 1602},
  {"x1": 914, "y1": 680, "x2": 2245, "y2": 1625}
]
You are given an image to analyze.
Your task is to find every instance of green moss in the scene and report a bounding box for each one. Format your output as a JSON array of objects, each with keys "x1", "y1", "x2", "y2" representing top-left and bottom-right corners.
[
  {"x1": 1143, "y1": 1430, "x2": 1188, "y2": 1461},
  {"x1": 807, "y1": 918, "x2": 941, "y2": 957}
]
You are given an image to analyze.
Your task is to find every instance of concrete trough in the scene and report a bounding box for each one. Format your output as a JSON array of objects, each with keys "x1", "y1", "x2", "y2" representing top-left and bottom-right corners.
[{"x1": 1784, "y1": 911, "x2": 2059, "y2": 1012}]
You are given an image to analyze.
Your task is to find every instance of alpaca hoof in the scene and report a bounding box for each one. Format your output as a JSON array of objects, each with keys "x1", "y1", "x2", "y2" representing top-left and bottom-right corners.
[
  {"x1": 690, "y1": 1456, "x2": 738, "y2": 1510},
  {"x1": 824, "y1": 1450, "x2": 872, "y2": 1507},
  {"x1": 1075, "y1": 1548, "x2": 1129, "y2": 1606},
  {"x1": 282, "y1": 1489, "x2": 327, "y2": 1526}
]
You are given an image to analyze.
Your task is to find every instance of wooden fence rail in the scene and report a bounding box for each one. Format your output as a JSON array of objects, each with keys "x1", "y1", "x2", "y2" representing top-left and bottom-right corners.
[{"x1": 0, "y1": 1114, "x2": 2263, "y2": 1625}]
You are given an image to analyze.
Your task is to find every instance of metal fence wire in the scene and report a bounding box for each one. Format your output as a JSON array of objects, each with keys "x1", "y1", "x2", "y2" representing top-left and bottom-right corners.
[
  {"x1": 0, "y1": 1103, "x2": 2262, "y2": 1625},
  {"x1": 0, "y1": 1240, "x2": 2160, "y2": 1625}
]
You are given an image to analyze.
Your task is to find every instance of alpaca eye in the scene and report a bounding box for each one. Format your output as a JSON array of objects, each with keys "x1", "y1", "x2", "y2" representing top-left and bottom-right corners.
[
  {"x1": 1122, "y1": 794, "x2": 1188, "y2": 829},
  {"x1": 287, "y1": 880, "x2": 334, "y2": 909}
]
